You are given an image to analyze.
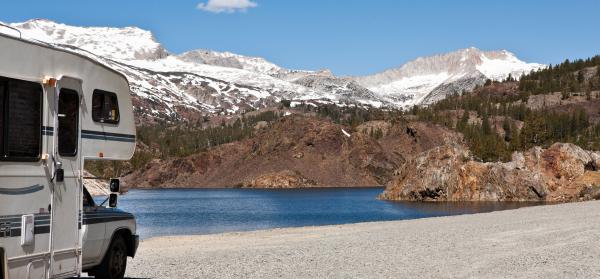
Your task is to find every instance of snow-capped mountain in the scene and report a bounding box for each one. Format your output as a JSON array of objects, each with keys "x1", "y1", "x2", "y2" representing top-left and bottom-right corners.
[
  {"x1": 3, "y1": 19, "x2": 349, "y2": 122},
  {"x1": 178, "y1": 49, "x2": 284, "y2": 75},
  {"x1": 354, "y1": 47, "x2": 545, "y2": 105},
  {"x1": 276, "y1": 70, "x2": 384, "y2": 107},
  {"x1": 0, "y1": 19, "x2": 545, "y2": 122},
  {"x1": 10, "y1": 19, "x2": 168, "y2": 60}
]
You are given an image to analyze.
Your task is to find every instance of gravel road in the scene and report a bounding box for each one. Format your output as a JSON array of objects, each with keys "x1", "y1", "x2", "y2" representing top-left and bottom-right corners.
[{"x1": 125, "y1": 201, "x2": 600, "y2": 279}]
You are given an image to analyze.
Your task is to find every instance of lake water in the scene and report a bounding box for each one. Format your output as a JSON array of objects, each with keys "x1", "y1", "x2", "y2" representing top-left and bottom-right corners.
[{"x1": 113, "y1": 188, "x2": 543, "y2": 239}]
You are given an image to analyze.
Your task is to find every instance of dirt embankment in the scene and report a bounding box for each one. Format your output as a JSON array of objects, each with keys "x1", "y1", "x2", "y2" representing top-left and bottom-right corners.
[
  {"x1": 381, "y1": 142, "x2": 600, "y2": 202},
  {"x1": 123, "y1": 115, "x2": 461, "y2": 188}
]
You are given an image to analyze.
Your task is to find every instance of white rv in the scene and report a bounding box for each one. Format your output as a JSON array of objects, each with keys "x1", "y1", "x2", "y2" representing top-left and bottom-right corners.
[{"x1": 0, "y1": 27, "x2": 138, "y2": 279}]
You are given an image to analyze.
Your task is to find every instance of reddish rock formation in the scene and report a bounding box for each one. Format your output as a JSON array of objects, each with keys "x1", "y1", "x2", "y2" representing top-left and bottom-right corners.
[
  {"x1": 380, "y1": 143, "x2": 600, "y2": 202},
  {"x1": 123, "y1": 115, "x2": 461, "y2": 188},
  {"x1": 242, "y1": 170, "x2": 317, "y2": 188}
]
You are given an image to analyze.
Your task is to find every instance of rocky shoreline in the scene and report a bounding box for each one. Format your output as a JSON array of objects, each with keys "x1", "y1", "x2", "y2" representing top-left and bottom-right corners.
[{"x1": 380, "y1": 142, "x2": 600, "y2": 202}]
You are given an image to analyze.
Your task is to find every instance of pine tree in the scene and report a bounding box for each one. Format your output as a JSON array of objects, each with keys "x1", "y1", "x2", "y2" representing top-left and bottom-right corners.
[
  {"x1": 520, "y1": 114, "x2": 549, "y2": 148},
  {"x1": 585, "y1": 86, "x2": 592, "y2": 100},
  {"x1": 482, "y1": 114, "x2": 492, "y2": 135},
  {"x1": 577, "y1": 70, "x2": 585, "y2": 84},
  {"x1": 506, "y1": 73, "x2": 514, "y2": 82},
  {"x1": 509, "y1": 122, "x2": 521, "y2": 151},
  {"x1": 457, "y1": 110, "x2": 469, "y2": 131},
  {"x1": 502, "y1": 117, "x2": 512, "y2": 142},
  {"x1": 561, "y1": 88, "x2": 570, "y2": 100}
]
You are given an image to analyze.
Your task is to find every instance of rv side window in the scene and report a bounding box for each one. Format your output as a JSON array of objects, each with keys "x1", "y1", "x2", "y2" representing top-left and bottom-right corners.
[
  {"x1": 0, "y1": 77, "x2": 42, "y2": 161},
  {"x1": 58, "y1": 89, "x2": 79, "y2": 156},
  {"x1": 92, "y1": 90, "x2": 119, "y2": 124}
]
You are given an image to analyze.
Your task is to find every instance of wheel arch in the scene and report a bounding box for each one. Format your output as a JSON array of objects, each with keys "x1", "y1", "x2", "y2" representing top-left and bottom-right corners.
[{"x1": 109, "y1": 227, "x2": 136, "y2": 257}]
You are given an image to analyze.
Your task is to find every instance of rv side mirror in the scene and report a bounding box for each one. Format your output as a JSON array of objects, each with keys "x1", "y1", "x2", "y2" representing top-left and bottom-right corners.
[
  {"x1": 56, "y1": 169, "x2": 64, "y2": 183},
  {"x1": 109, "y1": 193, "x2": 118, "y2": 208},
  {"x1": 109, "y1": 178, "x2": 120, "y2": 193}
]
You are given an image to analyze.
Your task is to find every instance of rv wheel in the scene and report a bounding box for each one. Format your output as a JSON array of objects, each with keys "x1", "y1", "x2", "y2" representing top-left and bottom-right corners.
[{"x1": 95, "y1": 235, "x2": 127, "y2": 279}]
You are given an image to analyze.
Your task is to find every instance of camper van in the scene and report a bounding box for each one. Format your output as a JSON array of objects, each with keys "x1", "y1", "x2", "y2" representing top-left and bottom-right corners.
[{"x1": 0, "y1": 27, "x2": 138, "y2": 279}]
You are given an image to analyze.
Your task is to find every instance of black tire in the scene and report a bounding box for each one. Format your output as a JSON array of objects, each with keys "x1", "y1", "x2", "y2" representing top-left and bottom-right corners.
[{"x1": 94, "y1": 235, "x2": 128, "y2": 279}]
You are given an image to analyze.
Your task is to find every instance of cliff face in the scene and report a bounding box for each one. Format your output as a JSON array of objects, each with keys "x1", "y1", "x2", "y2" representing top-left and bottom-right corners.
[{"x1": 380, "y1": 143, "x2": 600, "y2": 202}]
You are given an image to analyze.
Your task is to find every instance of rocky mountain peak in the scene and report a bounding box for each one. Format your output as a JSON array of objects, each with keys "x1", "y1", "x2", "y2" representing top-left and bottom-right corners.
[
  {"x1": 353, "y1": 47, "x2": 545, "y2": 106},
  {"x1": 10, "y1": 19, "x2": 168, "y2": 61}
]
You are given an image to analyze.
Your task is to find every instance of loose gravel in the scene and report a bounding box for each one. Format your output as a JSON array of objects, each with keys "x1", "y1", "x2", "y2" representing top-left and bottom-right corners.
[{"x1": 125, "y1": 201, "x2": 600, "y2": 279}]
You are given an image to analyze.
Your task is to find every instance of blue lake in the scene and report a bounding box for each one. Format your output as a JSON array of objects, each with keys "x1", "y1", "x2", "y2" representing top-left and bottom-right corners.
[{"x1": 112, "y1": 188, "x2": 543, "y2": 239}]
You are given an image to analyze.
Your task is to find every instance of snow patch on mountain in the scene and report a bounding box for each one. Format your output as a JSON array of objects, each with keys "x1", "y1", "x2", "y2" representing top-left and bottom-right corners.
[
  {"x1": 178, "y1": 49, "x2": 284, "y2": 75},
  {"x1": 477, "y1": 50, "x2": 544, "y2": 80},
  {"x1": 366, "y1": 72, "x2": 451, "y2": 105},
  {"x1": 355, "y1": 47, "x2": 545, "y2": 106}
]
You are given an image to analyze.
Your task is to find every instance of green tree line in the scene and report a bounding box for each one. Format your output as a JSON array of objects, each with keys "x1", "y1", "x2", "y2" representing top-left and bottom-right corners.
[{"x1": 413, "y1": 54, "x2": 600, "y2": 162}]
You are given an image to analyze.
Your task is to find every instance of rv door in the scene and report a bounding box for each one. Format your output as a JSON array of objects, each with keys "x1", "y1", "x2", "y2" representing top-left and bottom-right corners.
[{"x1": 48, "y1": 77, "x2": 82, "y2": 277}]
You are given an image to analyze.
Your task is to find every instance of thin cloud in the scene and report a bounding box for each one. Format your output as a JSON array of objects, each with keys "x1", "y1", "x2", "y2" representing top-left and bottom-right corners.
[{"x1": 197, "y1": 0, "x2": 258, "y2": 13}]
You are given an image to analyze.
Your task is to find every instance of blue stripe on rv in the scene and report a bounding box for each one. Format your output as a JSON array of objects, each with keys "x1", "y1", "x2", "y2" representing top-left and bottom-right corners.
[{"x1": 41, "y1": 126, "x2": 135, "y2": 142}]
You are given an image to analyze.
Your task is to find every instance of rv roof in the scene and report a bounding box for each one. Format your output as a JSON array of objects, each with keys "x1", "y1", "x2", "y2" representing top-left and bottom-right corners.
[{"x1": 0, "y1": 31, "x2": 130, "y2": 83}]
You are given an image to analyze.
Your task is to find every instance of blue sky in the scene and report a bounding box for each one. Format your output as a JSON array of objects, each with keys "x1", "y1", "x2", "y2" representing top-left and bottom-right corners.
[{"x1": 1, "y1": 0, "x2": 599, "y2": 75}]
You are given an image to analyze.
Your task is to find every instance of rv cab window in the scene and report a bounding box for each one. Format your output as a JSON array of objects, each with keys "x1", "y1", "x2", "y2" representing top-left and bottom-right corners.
[
  {"x1": 92, "y1": 90, "x2": 119, "y2": 124},
  {"x1": 0, "y1": 76, "x2": 42, "y2": 161},
  {"x1": 82, "y1": 186, "x2": 95, "y2": 208},
  {"x1": 58, "y1": 89, "x2": 79, "y2": 156}
]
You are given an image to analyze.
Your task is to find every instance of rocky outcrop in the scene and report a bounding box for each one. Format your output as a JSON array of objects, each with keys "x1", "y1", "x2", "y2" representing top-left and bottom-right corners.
[
  {"x1": 241, "y1": 170, "x2": 317, "y2": 188},
  {"x1": 380, "y1": 143, "x2": 600, "y2": 202}
]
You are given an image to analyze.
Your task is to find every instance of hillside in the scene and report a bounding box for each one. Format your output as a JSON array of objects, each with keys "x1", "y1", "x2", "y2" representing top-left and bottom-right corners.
[
  {"x1": 412, "y1": 56, "x2": 600, "y2": 162},
  {"x1": 380, "y1": 55, "x2": 600, "y2": 202},
  {"x1": 123, "y1": 114, "x2": 462, "y2": 188}
]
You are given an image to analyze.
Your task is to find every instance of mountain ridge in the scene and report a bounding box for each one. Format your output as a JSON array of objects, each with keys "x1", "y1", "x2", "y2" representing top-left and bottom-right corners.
[
  {"x1": 1, "y1": 19, "x2": 545, "y2": 121},
  {"x1": 354, "y1": 47, "x2": 545, "y2": 106}
]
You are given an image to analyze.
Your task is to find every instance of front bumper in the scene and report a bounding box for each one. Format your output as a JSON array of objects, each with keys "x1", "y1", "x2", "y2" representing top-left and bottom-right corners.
[{"x1": 130, "y1": 234, "x2": 139, "y2": 258}]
